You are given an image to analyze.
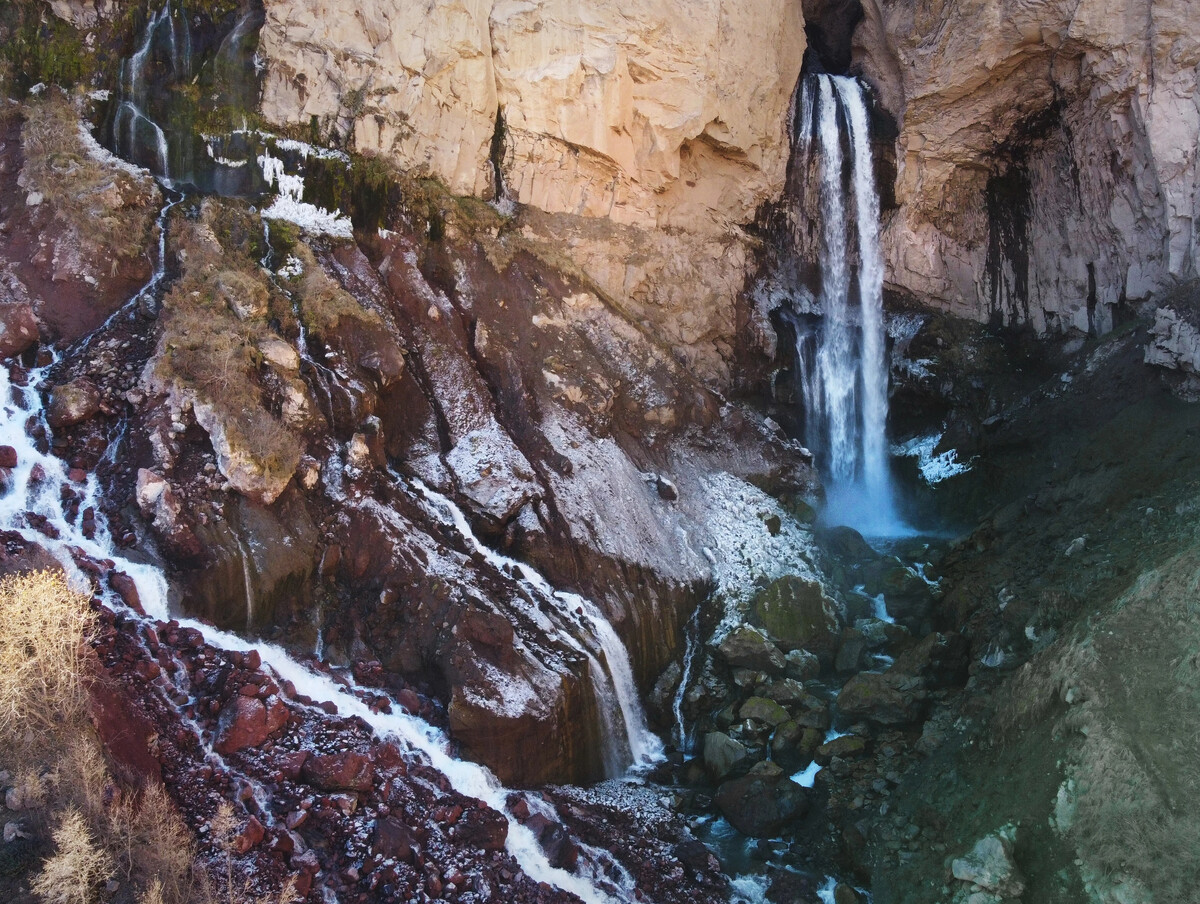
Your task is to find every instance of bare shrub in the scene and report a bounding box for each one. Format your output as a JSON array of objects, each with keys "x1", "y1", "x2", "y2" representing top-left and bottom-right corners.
[
  {"x1": 32, "y1": 808, "x2": 115, "y2": 904},
  {"x1": 0, "y1": 571, "x2": 96, "y2": 747}
]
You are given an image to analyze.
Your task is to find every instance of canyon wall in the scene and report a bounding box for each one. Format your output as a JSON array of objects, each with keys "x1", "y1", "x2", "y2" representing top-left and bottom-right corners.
[
  {"x1": 858, "y1": 0, "x2": 1200, "y2": 335},
  {"x1": 257, "y1": 0, "x2": 806, "y2": 382}
]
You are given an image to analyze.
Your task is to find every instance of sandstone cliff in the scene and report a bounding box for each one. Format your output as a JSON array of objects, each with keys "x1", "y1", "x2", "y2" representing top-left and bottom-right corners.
[
  {"x1": 258, "y1": 0, "x2": 806, "y2": 382},
  {"x1": 857, "y1": 0, "x2": 1200, "y2": 336}
]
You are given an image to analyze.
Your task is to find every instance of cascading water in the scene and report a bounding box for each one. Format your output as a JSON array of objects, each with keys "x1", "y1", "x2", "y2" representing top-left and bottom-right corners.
[
  {"x1": 790, "y1": 74, "x2": 905, "y2": 536},
  {"x1": 113, "y1": 0, "x2": 191, "y2": 179},
  {"x1": 411, "y1": 480, "x2": 664, "y2": 777}
]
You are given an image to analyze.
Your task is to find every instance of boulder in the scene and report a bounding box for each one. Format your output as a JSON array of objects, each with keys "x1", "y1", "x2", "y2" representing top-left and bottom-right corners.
[
  {"x1": 815, "y1": 735, "x2": 866, "y2": 764},
  {"x1": 0, "y1": 303, "x2": 38, "y2": 359},
  {"x1": 951, "y1": 827, "x2": 1025, "y2": 898},
  {"x1": 752, "y1": 575, "x2": 840, "y2": 663},
  {"x1": 784, "y1": 648, "x2": 820, "y2": 681},
  {"x1": 703, "y1": 731, "x2": 749, "y2": 783},
  {"x1": 301, "y1": 751, "x2": 375, "y2": 792},
  {"x1": 214, "y1": 694, "x2": 289, "y2": 754},
  {"x1": 373, "y1": 818, "x2": 418, "y2": 863},
  {"x1": 47, "y1": 378, "x2": 101, "y2": 428},
  {"x1": 739, "y1": 696, "x2": 790, "y2": 727},
  {"x1": 717, "y1": 626, "x2": 786, "y2": 673},
  {"x1": 770, "y1": 720, "x2": 822, "y2": 773},
  {"x1": 0, "y1": 446, "x2": 17, "y2": 469},
  {"x1": 837, "y1": 672, "x2": 929, "y2": 725},
  {"x1": 714, "y1": 768, "x2": 808, "y2": 837}
]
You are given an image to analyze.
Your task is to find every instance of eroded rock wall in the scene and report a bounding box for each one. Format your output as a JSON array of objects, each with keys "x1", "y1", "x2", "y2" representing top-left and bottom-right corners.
[
  {"x1": 258, "y1": 0, "x2": 806, "y2": 383},
  {"x1": 859, "y1": 0, "x2": 1200, "y2": 335}
]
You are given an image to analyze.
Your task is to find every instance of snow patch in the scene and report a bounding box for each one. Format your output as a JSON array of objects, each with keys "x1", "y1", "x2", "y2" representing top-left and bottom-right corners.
[
  {"x1": 258, "y1": 147, "x2": 353, "y2": 238},
  {"x1": 892, "y1": 432, "x2": 974, "y2": 484}
]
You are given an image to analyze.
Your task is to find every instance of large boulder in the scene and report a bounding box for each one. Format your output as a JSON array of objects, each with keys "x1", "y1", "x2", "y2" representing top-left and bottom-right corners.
[
  {"x1": 717, "y1": 626, "x2": 787, "y2": 674},
  {"x1": 714, "y1": 764, "x2": 808, "y2": 837},
  {"x1": 836, "y1": 671, "x2": 929, "y2": 725},
  {"x1": 47, "y1": 378, "x2": 101, "y2": 428},
  {"x1": 300, "y1": 751, "x2": 376, "y2": 792},
  {"x1": 0, "y1": 303, "x2": 38, "y2": 359},
  {"x1": 753, "y1": 575, "x2": 840, "y2": 664},
  {"x1": 214, "y1": 694, "x2": 289, "y2": 754},
  {"x1": 951, "y1": 827, "x2": 1026, "y2": 898},
  {"x1": 702, "y1": 731, "x2": 749, "y2": 783}
]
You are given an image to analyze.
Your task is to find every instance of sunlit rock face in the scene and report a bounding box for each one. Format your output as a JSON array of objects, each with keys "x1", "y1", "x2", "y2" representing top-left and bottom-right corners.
[
  {"x1": 856, "y1": 0, "x2": 1200, "y2": 336},
  {"x1": 257, "y1": 0, "x2": 806, "y2": 384}
]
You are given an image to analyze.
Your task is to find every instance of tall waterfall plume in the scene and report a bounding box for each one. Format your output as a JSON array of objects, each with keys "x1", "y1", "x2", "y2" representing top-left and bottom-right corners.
[{"x1": 790, "y1": 74, "x2": 904, "y2": 536}]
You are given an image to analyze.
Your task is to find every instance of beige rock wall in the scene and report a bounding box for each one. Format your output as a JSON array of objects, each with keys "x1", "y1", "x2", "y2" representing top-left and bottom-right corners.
[
  {"x1": 258, "y1": 0, "x2": 806, "y2": 383},
  {"x1": 862, "y1": 0, "x2": 1200, "y2": 334}
]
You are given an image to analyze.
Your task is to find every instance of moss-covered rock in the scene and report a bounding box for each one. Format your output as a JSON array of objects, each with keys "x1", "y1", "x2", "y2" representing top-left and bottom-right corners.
[
  {"x1": 739, "y1": 696, "x2": 790, "y2": 727},
  {"x1": 753, "y1": 574, "x2": 840, "y2": 665}
]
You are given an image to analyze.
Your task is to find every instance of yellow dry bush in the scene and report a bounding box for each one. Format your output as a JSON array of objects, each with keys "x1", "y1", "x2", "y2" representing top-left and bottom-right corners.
[
  {"x1": 32, "y1": 807, "x2": 115, "y2": 904},
  {"x1": 293, "y1": 243, "x2": 380, "y2": 338},
  {"x1": 0, "y1": 570, "x2": 96, "y2": 747}
]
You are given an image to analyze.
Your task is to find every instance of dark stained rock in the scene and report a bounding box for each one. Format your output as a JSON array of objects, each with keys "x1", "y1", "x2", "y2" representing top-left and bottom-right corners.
[
  {"x1": 717, "y1": 626, "x2": 787, "y2": 673},
  {"x1": 300, "y1": 751, "x2": 375, "y2": 792},
  {"x1": 753, "y1": 575, "x2": 841, "y2": 665},
  {"x1": 673, "y1": 839, "x2": 721, "y2": 874},
  {"x1": 214, "y1": 694, "x2": 288, "y2": 754},
  {"x1": 837, "y1": 671, "x2": 929, "y2": 725},
  {"x1": 373, "y1": 817, "x2": 419, "y2": 863},
  {"x1": 892, "y1": 631, "x2": 970, "y2": 687},
  {"x1": 47, "y1": 378, "x2": 101, "y2": 428},
  {"x1": 453, "y1": 805, "x2": 510, "y2": 853},
  {"x1": 715, "y1": 766, "x2": 808, "y2": 837},
  {"x1": 0, "y1": 446, "x2": 17, "y2": 469}
]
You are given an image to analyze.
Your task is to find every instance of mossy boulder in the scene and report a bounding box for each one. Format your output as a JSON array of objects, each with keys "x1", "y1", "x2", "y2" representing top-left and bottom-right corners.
[
  {"x1": 716, "y1": 626, "x2": 786, "y2": 674},
  {"x1": 739, "y1": 696, "x2": 790, "y2": 727},
  {"x1": 753, "y1": 575, "x2": 840, "y2": 665},
  {"x1": 836, "y1": 672, "x2": 929, "y2": 725}
]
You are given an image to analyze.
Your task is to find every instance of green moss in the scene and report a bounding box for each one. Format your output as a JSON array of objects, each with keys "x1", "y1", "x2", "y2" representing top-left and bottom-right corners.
[{"x1": 0, "y1": 4, "x2": 92, "y2": 93}]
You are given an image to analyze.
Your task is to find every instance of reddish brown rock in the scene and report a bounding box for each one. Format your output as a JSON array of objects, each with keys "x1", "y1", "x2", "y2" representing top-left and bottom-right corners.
[
  {"x1": 0, "y1": 446, "x2": 17, "y2": 469},
  {"x1": 108, "y1": 571, "x2": 143, "y2": 614},
  {"x1": 300, "y1": 750, "x2": 375, "y2": 792},
  {"x1": 214, "y1": 694, "x2": 288, "y2": 754},
  {"x1": 84, "y1": 654, "x2": 163, "y2": 787},
  {"x1": 47, "y1": 378, "x2": 101, "y2": 428},
  {"x1": 234, "y1": 815, "x2": 266, "y2": 853},
  {"x1": 0, "y1": 302, "x2": 38, "y2": 359}
]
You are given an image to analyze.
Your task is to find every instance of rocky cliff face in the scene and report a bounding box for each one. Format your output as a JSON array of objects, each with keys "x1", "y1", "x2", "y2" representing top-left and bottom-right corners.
[
  {"x1": 857, "y1": 0, "x2": 1200, "y2": 335},
  {"x1": 258, "y1": 0, "x2": 806, "y2": 383}
]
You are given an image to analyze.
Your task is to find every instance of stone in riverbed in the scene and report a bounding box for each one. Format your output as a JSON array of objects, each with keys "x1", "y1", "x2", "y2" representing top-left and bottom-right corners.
[
  {"x1": 717, "y1": 626, "x2": 786, "y2": 673},
  {"x1": 214, "y1": 694, "x2": 289, "y2": 754},
  {"x1": 301, "y1": 751, "x2": 375, "y2": 792},
  {"x1": 47, "y1": 378, "x2": 101, "y2": 428},
  {"x1": 951, "y1": 826, "x2": 1025, "y2": 898},
  {"x1": 0, "y1": 303, "x2": 38, "y2": 360},
  {"x1": 837, "y1": 671, "x2": 929, "y2": 725},
  {"x1": 714, "y1": 766, "x2": 808, "y2": 837},
  {"x1": 703, "y1": 731, "x2": 749, "y2": 783},
  {"x1": 739, "y1": 696, "x2": 790, "y2": 727},
  {"x1": 785, "y1": 648, "x2": 820, "y2": 680},
  {"x1": 752, "y1": 575, "x2": 840, "y2": 664}
]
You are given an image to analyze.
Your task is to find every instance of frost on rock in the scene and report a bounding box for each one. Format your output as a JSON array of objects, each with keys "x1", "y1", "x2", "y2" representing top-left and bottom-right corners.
[
  {"x1": 693, "y1": 472, "x2": 820, "y2": 637},
  {"x1": 445, "y1": 422, "x2": 539, "y2": 524},
  {"x1": 893, "y1": 432, "x2": 973, "y2": 485},
  {"x1": 258, "y1": 147, "x2": 353, "y2": 238}
]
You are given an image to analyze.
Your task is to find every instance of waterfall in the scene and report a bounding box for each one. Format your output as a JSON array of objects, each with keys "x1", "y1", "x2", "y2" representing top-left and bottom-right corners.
[
  {"x1": 791, "y1": 74, "x2": 905, "y2": 536},
  {"x1": 113, "y1": 0, "x2": 192, "y2": 180},
  {"x1": 411, "y1": 480, "x2": 664, "y2": 776}
]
